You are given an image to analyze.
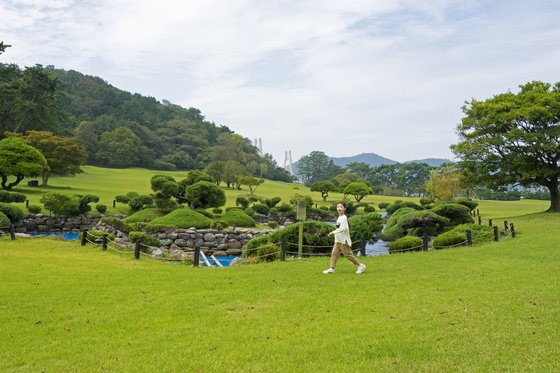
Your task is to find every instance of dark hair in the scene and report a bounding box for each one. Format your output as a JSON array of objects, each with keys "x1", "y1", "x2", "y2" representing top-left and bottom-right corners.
[{"x1": 337, "y1": 201, "x2": 347, "y2": 209}]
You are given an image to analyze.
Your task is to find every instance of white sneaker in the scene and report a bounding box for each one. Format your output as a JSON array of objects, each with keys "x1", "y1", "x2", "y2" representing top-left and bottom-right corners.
[
  {"x1": 356, "y1": 264, "x2": 366, "y2": 274},
  {"x1": 323, "y1": 268, "x2": 335, "y2": 274}
]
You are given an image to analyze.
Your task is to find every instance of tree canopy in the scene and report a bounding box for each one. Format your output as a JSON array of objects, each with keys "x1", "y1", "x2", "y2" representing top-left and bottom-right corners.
[
  {"x1": 310, "y1": 180, "x2": 338, "y2": 201},
  {"x1": 0, "y1": 137, "x2": 47, "y2": 190},
  {"x1": 451, "y1": 81, "x2": 560, "y2": 212}
]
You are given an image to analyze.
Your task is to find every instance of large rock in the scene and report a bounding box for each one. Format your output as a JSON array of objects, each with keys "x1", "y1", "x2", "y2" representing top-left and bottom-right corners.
[
  {"x1": 174, "y1": 239, "x2": 188, "y2": 247},
  {"x1": 160, "y1": 239, "x2": 173, "y2": 246},
  {"x1": 227, "y1": 239, "x2": 242, "y2": 250},
  {"x1": 226, "y1": 248, "x2": 242, "y2": 256},
  {"x1": 203, "y1": 233, "x2": 215, "y2": 242},
  {"x1": 177, "y1": 233, "x2": 190, "y2": 240},
  {"x1": 151, "y1": 249, "x2": 163, "y2": 258},
  {"x1": 213, "y1": 250, "x2": 227, "y2": 256}
]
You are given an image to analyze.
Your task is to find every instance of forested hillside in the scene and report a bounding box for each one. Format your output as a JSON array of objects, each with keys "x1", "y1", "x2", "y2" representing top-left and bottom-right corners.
[{"x1": 0, "y1": 52, "x2": 292, "y2": 181}]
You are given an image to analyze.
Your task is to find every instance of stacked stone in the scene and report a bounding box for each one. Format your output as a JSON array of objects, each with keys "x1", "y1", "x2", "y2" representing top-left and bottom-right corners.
[{"x1": 14, "y1": 214, "x2": 101, "y2": 233}]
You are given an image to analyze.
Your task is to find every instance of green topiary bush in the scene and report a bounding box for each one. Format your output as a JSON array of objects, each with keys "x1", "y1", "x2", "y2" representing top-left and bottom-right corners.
[
  {"x1": 123, "y1": 208, "x2": 162, "y2": 223},
  {"x1": 363, "y1": 204, "x2": 376, "y2": 213},
  {"x1": 386, "y1": 201, "x2": 423, "y2": 215},
  {"x1": 267, "y1": 220, "x2": 279, "y2": 229},
  {"x1": 449, "y1": 224, "x2": 493, "y2": 245},
  {"x1": 399, "y1": 210, "x2": 450, "y2": 237},
  {"x1": 244, "y1": 207, "x2": 255, "y2": 217},
  {"x1": 0, "y1": 191, "x2": 26, "y2": 203},
  {"x1": 269, "y1": 207, "x2": 278, "y2": 216},
  {"x1": 255, "y1": 242, "x2": 281, "y2": 262},
  {"x1": 378, "y1": 202, "x2": 389, "y2": 210},
  {"x1": 0, "y1": 211, "x2": 10, "y2": 227},
  {"x1": 210, "y1": 220, "x2": 229, "y2": 230},
  {"x1": 100, "y1": 217, "x2": 132, "y2": 234},
  {"x1": 264, "y1": 197, "x2": 282, "y2": 208},
  {"x1": 252, "y1": 203, "x2": 270, "y2": 215},
  {"x1": 452, "y1": 198, "x2": 479, "y2": 211},
  {"x1": 79, "y1": 230, "x2": 115, "y2": 242},
  {"x1": 419, "y1": 197, "x2": 435, "y2": 205},
  {"x1": 95, "y1": 204, "x2": 107, "y2": 213},
  {"x1": 243, "y1": 235, "x2": 271, "y2": 257},
  {"x1": 380, "y1": 207, "x2": 416, "y2": 241},
  {"x1": 389, "y1": 236, "x2": 423, "y2": 252},
  {"x1": 129, "y1": 231, "x2": 161, "y2": 247},
  {"x1": 349, "y1": 213, "x2": 383, "y2": 246},
  {"x1": 0, "y1": 203, "x2": 25, "y2": 222},
  {"x1": 195, "y1": 208, "x2": 214, "y2": 219},
  {"x1": 128, "y1": 222, "x2": 148, "y2": 231},
  {"x1": 277, "y1": 203, "x2": 293, "y2": 213},
  {"x1": 212, "y1": 208, "x2": 223, "y2": 214},
  {"x1": 27, "y1": 205, "x2": 41, "y2": 214},
  {"x1": 222, "y1": 209, "x2": 256, "y2": 227},
  {"x1": 115, "y1": 195, "x2": 130, "y2": 204},
  {"x1": 147, "y1": 208, "x2": 212, "y2": 229},
  {"x1": 430, "y1": 203, "x2": 473, "y2": 227},
  {"x1": 432, "y1": 230, "x2": 467, "y2": 249}
]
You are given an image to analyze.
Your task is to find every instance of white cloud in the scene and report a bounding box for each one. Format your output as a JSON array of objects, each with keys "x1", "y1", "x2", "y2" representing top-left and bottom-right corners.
[{"x1": 1, "y1": 0, "x2": 559, "y2": 163}]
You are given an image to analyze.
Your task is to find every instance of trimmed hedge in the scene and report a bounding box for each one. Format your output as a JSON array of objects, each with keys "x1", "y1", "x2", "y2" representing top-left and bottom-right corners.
[
  {"x1": 210, "y1": 220, "x2": 229, "y2": 230},
  {"x1": 267, "y1": 220, "x2": 279, "y2": 229},
  {"x1": 0, "y1": 203, "x2": 25, "y2": 222},
  {"x1": 0, "y1": 211, "x2": 10, "y2": 227},
  {"x1": 386, "y1": 201, "x2": 422, "y2": 215},
  {"x1": 380, "y1": 207, "x2": 416, "y2": 241},
  {"x1": 348, "y1": 212, "x2": 383, "y2": 247},
  {"x1": 0, "y1": 191, "x2": 26, "y2": 203},
  {"x1": 222, "y1": 209, "x2": 256, "y2": 227},
  {"x1": 378, "y1": 202, "x2": 389, "y2": 210},
  {"x1": 95, "y1": 204, "x2": 107, "y2": 213},
  {"x1": 79, "y1": 230, "x2": 115, "y2": 242},
  {"x1": 195, "y1": 208, "x2": 214, "y2": 219},
  {"x1": 430, "y1": 203, "x2": 473, "y2": 226},
  {"x1": 453, "y1": 198, "x2": 479, "y2": 211},
  {"x1": 27, "y1": 205, "x2": 42, "y2": 214},
  {"x1": 389, "y1": 236, "x2": 423, "y2": 252},
  {"x1": 432, "y1": 230, "x2": 467, "y2": 249},
  {"x1": 128, "y1": 222, "x2": 148, "y2": 231},
  {"x1": 252, "y1": 203, "x2": 270, "y2": 215},
  {"x1": 449, "y1": 224, "x2": 493, "y2": 245},
  {"x1": 100, "y1": 217, "x2": 132, "y2": 234},
  {"x1": 129, "y1": 231, "x2": 161, "y2": 247},
  {"x1": 123, "y1": 208, "x2": 163, "y2": 223},
  {"x1": 146, "y1": 208, "x2": 212, "y2": 229}
]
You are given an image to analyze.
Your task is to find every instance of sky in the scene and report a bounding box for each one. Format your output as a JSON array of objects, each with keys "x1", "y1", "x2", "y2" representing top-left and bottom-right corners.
[{"x1": 1, "y1": 0, "x2": 560, "y2": 165}]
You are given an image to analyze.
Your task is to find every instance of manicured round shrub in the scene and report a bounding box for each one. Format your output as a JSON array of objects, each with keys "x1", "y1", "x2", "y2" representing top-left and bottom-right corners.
[
  {"x1": 95, "y1": 204, "x2": 107, "y2": 213},
  {"x1": 399, "y1": 210, "x2": 450, "y2": 236},
  {"x1": 186, "y1": 181, "x2": 226, "y2": 209},
  {"x1": 430, "y1": 203, "x2": 473, "y2": 226},
  {"x1": 126, "y1": 191, "x2": 139, "y2": 199},
  {"x1": 349, "y1": 213, "x2": 383, "y2": 246},
  {"x1": 129, "y1": 231, "x2": 161, "y2": 247},
  {"x1": 244, "y1": 207, "x2": 255, "y2": 217},
  {"x1": 389, "y1": 236, "x2": 423, "y2": 252},
  {"x1": 128, "y1": 222, "x2": 148, "y2": 231},
  {"x1": 100, "y1": 217, "x2": 132, "y2": 234},
  {"x1": 453, "y1": 198, "x2": 479, "y2": 211},
  {"x1": 378, "y1": 202, "x2": 389, "y2": 209},
  {"x1": 386, "y1": 201, "x2": 422, "y2": 215},
  {"x1": 27, "y1": 205, "x2": 42, "y2": 214},
  {"x1": 115, "y1": 195, "x2": 130, "y2": 204},
  {"x1": 123, "y1": 208, "x2": 163, "y2": 223},
  {"x1": 144, "y1": 224, "x2": 175, "y2": 233},
  {"x1": 154, "y1": 197, "x2": 177, "y2": 213},
  {"x1": 419, "y1": 197, "x2": 435, "y2": 205},
  {"x1": 264, "y1": 197, "x2": 282, "y2": 208},
  {"x1": 128, "y1": 195, "x2": 153, "y2": 212},
  {"x1": 222, "y1": 209, "x2": 256, "y2": 227},
  {"x1": 269, "y1": 207, "x2": 278, "y2": 216},
  {"x1": 210, "y1": 220, "x2": 229, "y2": 230},
  {"x1": 380, "y1": 207, "x2": 416, "y2": 241},
  {"x1": 243, "y1": 235, "x2": 270, "y2": 257},
  {"x1": 0, "y1": 211, "x2": 10, "y2": 227},
  {"x1": 267, "y1": 220, "x2": 279, "y2": 229},
  {"x1": 277, "y1": 203, "x2": 293, "y2": 213},
  {"x1": 0, "y1": 191, "x2": 26, "y2": 203},
  {"x1": 195, "y1": 208, "x2": 214, "y2": 219},
  {"x1": 319, "y1": 205, "x2": 329, "y2": 211},
  {"x1": 279, "y1": 221, "x2": 334, "y2": 254},
  {"x1": 363, "y1": 204, "x2": 376, "y2": 213},
  {"x1": 255, "y1": 242, "x2": 280, "y2": 262},
  {"x1": 252, "y1": 203, "x2": 270, "y2": 215},
  {"x1": 212, "y1": 208, "x2": 223, "y2": 214},
  {"x1": 432, "y1": 230, "x2": 467, "y2": 249},
  {"x1": 0, "y1": 203, "x2": 25, "y2": 222},
  {"x1": 147, "y1": 208, "x2": 212, "y2": 229},
  {"x1": 449, "y1": 224, "x2": 493, "y2": 245}
]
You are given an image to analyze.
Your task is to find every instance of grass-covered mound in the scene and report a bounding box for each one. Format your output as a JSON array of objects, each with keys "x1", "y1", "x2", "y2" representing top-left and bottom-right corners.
[
  {"x1": 123, "y1": 208, "x2": 163, "y2": 223},
  {"x1": 145, "y1": 207, "x2": 212, "y2": 230},
  {"x1": 0, "y1": 211, "x2": 10, "y2": 227},
  {"x1": 221, "y1": 208, "x2": 256, "y2": 227}
]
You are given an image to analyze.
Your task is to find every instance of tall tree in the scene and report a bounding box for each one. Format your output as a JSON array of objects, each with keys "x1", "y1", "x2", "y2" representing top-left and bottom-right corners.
[
  {"x1": 297, "y1": 151, "x2": 342, "y2": 183},
  {"x1": 7, "y1": 131, "x2": 86, "y2": 186},
  {"x1": 95, "y1": 127, "x2": 141, "y2": 167},
  {"x1": 0, "y1": 137, "x2": 47, "y2": 190},
  {"x1": 425, "y1": 165, "x2": 462, "y2": 201},
  {"x1": 451, "y1": 81, "x2": 560, "y2": 212},
  {"x1": 310, "y1": 180, "x2": 338, "y2": 201}
]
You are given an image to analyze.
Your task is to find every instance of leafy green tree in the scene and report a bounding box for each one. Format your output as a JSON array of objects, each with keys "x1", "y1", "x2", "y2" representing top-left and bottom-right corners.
[
  {"x1": 343, "y1": 182, "x2": 372, "y2": 202},
  {"x1": 0, "y1": 137, "x2": 47, "y2": 190},
  {"x1": 451, "y1": 81, "x2": 560, "y2": 211},
  {"x1": 185, "y1": 181, "x2": 226, "y2": 209},
  {"x1": 297, "y1": 151, "x2": 342, "y2": 183},
  {"x1": 425, "y1": 165, "x2": 462, "y2": 201},
  {"x1": 74, "y1": 121, "x2": 98, "y2": 163},
  {"x1": 345, "y1": 162, "x2": 370, "y2": 178},
  {"x1": 332, "y1": 172, "x2": 363, "y2": 191},
  {"x1": 8, "y1": 131, "x2": 86, "y2": 186},
  {"x1": 204, "y1": 161, "x2": 226, "y2": 186},
  {"x1": 222, "y1": 160, "x2": 247, "y2": 189},
  {"x1": 310, "y1": 180, "x2": 338, "y2": 201},
  {"x1": 238, "y1": 176, "x2": 264, "y2": 195},
  {"x1": 95, "y1": 127, "x2": 141, "y2": 166}
]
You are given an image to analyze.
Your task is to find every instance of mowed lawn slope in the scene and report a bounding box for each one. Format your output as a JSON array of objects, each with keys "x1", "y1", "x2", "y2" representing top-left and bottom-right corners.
[
  {"x1": 1, "y1": 212, "x2": 559, "y2": 371},
  {"x1": 12, "y1": 165, "x2": 551, "y2": 216}
]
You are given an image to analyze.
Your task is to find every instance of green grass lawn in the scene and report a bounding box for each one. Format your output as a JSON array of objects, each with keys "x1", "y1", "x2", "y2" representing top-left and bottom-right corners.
[
  {"x1": 1, "y1": 211, "x2": 559, "y2": 371},
  {"x1": 11, "y1": 165, "x2": 552, "y2": 217}
]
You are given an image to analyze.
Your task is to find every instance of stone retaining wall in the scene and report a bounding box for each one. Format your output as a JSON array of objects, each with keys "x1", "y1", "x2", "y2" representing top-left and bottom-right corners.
[{"x1": 13, "y1": 214, "x2": 103, "y2": 233}]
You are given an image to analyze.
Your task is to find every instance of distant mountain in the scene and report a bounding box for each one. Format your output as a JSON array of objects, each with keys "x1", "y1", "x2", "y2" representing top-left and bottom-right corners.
[
  {"x1": 291, "y1": 152, "x2": 452, "y2": 176},
  {"x1": 404, "y1": 158, "x2": 451, "y2": 167}
]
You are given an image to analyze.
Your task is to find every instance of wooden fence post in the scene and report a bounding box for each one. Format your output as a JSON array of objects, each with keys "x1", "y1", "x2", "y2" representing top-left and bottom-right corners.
[
  {"x1": 9, "y1": 224, "x2": 16, "y2": 240},
  {"x1": 510, "y1": 223, "x2": 516, "y2": 238},
  {"x1": 476, "y1": 209, "x2": 480, "y2": 216},
  {"x1": 466, "y1": 230, "x2": 472, "y2": 246},
  {"x1": 26, "y1": 199, "x2": 29, "y2": 207},
  {"x1": 112, "y1": 200, "x2": 116, "y2": 208},
  {"x1": 102, "y1": 234, "x2": 108, "y2": 250},
  {"x1": 360, "y1": 239, "x2": 366, "y2": 256},
  {"x1": 422, "y1": 233, "x2": 429, "y2": 251},
  {"x1": 493, "y1": 226, "x2": 499, "y2": 241},
  {"x1": 194, "y1": 246, "x2": 200, "y2": 267},
  {"x1": 478, "y1": 216, "x2": 482, "y2": 225},
  {"x1": 504, "y1": 220, "x2": 509, "y2": 231},
  {"x1": 489, "y1": 219, "x2": 493, "y2": 227},
  {"x1": 134, "y1": 241, "x2": 140, "y2": 259},
  {"x1": 81, "y1": 228, "x2": 88, "y2": 246},
  {"x1": 280, "y1": 237, "x2": 286, "y2": 261}
]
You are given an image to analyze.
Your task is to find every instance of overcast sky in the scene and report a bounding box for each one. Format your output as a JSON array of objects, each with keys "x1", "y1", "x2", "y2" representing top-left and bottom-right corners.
[{"x1": 1, "y1": 0, "x2": 559, "y2": 164}]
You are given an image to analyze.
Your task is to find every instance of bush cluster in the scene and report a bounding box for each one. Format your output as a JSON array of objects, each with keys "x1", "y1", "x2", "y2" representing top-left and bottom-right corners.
[
  {"x1": 95, "y1": 204, "x2": 107, "y2": 213},
  {"x1": 0, "y1": 211, "x2": 10, "y2": 227},
  {"x1": 147, "y1": 208, "x2": 212, "y2": 229},
  {"x1": 389, "y1": 236, "x2": 423, "y2": 252},
  {"x1": 123, "y1": 208, "x2": 162, "y2": 223},
  {"x1": 210, "y1": 220, "x2": 229, "y2": 230},
  {"x1": 0, "y1": 203, "x2": 25, "y2": 222},
  {"x1": 100, "y1": 217, "x2": 132, "y2": 234},
  {"x1": 432, "y1": 230, "x2": 467, "y2": 249},
  {"x1": 128, "y1": 231, "x2": 161, "y2": 247},
  {"x1": 222, "y1": 209, "x2": 256, "y2": 227},
  {"x1": 27, "y1": 205, "x2": 42, "y2": 214},
  {"x1": 0, "y1": 191, "x2": 26, "y2": 203}
]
